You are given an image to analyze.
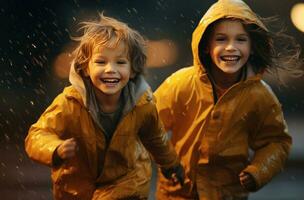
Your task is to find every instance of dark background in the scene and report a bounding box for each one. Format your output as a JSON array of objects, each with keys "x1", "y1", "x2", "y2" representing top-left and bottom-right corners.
[{"x1": 0, "y1": 0, "x2": 303, "y2": 199}]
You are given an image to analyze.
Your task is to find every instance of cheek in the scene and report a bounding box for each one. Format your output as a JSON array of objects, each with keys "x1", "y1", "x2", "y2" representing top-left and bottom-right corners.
[
  {"x1": 242, "y1": 48, "x2": 251, "y2": 60},
  {"x1": 89, "y1": 68, "x2": 103, "y2": 80},
  {"x1": 123, "y1": 70, "x2": 131, "y2": 79},
  {"x1": 85, "y1": 62, "x2": 95, "y2": 77},
  {"x1": 244, "y1": 43, "x2": 252, "y2": 56},
  {"x1": 210, "y1": 48, "x2": 221, "y2": 61},
  {"x1": 122, "y1": 66, "x2": 132, "y2": 78},
  {"x1": 210, "y1": 43, "x2": 221, "y2": 52}
]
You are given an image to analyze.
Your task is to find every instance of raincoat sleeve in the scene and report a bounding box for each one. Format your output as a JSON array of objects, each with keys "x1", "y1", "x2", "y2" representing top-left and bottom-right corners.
[
  {"x1": 139, "y1": 101, "x2": 180, "y2": 169},
  {"x1": 243, "y1": 94, "x2": 292, "y2": 191},
  {"x1": 154, "y1": 76, "x2": 178, "y2": 131},
  {"x1": 25, "y1": 93, "x2": 72, "y2": 167}
]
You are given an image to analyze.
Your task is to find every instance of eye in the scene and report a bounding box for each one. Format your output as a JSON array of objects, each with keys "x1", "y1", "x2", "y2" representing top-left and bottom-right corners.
[
  {"x1": 237, "y1": 36, "x2": 249, "y2": 42},
  {"x1": 215, "y1": 36, "x2": 226, "y2": 42},
  {"x1": 95, "y1": 60, "x2": 106, "y2": 64},
  {"x1": 117, "y1": 60, "x2": 128, "y2": 65}
]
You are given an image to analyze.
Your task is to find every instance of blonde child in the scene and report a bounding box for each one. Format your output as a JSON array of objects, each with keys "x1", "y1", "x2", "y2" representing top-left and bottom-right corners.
[
  {"x1": 155, "y1": 0, "x2": 302, "y2": 199},
  {"x1": 25, "y1": 14, "x2": 184, "y2": 200}
]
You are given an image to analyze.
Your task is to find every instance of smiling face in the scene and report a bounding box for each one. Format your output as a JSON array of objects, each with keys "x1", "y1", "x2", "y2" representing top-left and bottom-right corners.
[
  {"x1": 207, "y1": 19, "x2": 251, "y2": 76},
  {"x1": 86, "y1": 40, "x2": 132, "y2": 100}
]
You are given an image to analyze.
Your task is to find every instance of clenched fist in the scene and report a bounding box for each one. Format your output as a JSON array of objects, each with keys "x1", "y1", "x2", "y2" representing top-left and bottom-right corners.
[
  {"x1": 239, "y1": 171, "x2": 257, "y2": 191},
  {"x1": 57, "y1": 138, "x2": 78, "y2": 160},
  {"x1": 161, "y1": 163, "x2": 185, "y2": 187}
]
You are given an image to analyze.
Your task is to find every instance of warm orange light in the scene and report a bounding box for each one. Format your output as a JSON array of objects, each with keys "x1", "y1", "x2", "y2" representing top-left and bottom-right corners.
[
  {"x1": 146, "y1": 39, "x2": 178, "y2": 68},
  {"x1": 291, "y1": 3, "x2": 304, "y2": 32},
  {"x1": 53, "y1": 42, "x2": 77, "y2": 79},
  {"x1": 53, "y1": 53, "x2": 73, "y2": 79}
]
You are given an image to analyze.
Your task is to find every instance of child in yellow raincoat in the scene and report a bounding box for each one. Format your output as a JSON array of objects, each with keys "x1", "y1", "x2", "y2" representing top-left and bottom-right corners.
[
  {"x1": 155, "y1": 0, "x2": 303, "y2": 199},
  {"x1": 25, "y1": 14, "x2": 184, "y2": 200}
]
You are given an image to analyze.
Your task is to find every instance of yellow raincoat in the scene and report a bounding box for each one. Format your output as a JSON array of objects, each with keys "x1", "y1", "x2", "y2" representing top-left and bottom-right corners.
[
  {"x1": 155, "y1": 0, "x2": 292, "y2": 199},
  {"x1": 25, "y1": 64, "x2": 180, "y2": 200}
]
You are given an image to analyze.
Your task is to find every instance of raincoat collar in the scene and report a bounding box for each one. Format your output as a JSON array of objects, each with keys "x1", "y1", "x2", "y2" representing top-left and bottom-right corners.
[{"x1": 192, "y1": 0, "x2": 268, "y2": 77}]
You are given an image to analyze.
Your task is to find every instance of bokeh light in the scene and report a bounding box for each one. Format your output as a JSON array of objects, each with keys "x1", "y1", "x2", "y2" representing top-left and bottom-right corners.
[
  {"x1": 53, "y1": 52, "x2": 73, "y2": 79},
  {"x1": 290, "y1": 3, "x2": 304, "y2": 32},
  {"x1": 146, "y1": 39, "x2": 178, "y2": 68}
]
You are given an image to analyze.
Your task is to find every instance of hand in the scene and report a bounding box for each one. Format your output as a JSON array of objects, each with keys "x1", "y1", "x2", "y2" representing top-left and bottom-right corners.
[
  {"x1": 161, "y1": 163, "x2": 185, "y2": 186},
  {"x1": 239, "y1": 171, "x2": 257, "y2": 191},
  {"x1": 56, "y1": 138, "x2": 78, "y2": 160}
]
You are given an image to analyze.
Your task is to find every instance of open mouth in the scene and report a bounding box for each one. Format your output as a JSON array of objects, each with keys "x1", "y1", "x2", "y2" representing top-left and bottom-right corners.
[
  {"x1": 100, "y1": 78, "x2": 120, "y2": 84},
  {"x1": 220, "y1": 55, "x2": 240, "y2": 62}
]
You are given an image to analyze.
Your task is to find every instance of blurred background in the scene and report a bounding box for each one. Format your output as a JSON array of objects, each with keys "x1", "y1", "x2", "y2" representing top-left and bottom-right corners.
[{"x1": 0, "y1": 0, "x2": 303, "y2": 199}]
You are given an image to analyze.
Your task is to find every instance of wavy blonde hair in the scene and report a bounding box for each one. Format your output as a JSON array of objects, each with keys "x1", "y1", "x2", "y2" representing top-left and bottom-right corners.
[{"x1": 72, "y1": 13, "x2": 147, "y2": 77}]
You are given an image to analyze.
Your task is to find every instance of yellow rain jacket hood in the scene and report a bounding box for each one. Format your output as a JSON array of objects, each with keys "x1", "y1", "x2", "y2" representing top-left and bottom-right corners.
[
  {"x1": 155, "y1": 0, "x2": 291, "y2": 199},
  {"x1": 25, "y1": 61, "x2": 180, "y2": 200}
]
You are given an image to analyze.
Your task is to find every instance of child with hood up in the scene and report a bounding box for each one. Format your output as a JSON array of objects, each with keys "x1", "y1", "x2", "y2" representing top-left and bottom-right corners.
[
  {"x1": 25, "y1": 13, "x2": 184, "y2": 200},
  {"x1": 155, "y1": 0, "x2": 303, "y2": 199}
]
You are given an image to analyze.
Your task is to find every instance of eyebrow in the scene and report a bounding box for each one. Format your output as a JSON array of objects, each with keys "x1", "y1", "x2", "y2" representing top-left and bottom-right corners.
[
  {"x1": 117, "y1": 54, "x2": 128, "y2": 58},
  {"x1": 215, "y1": 33, "x2": 249, "y2": 37},
  {"x1": 92, "y1": 55, "x2": 105, "y2": 59},
  {"x1": 92, "y1": 54, "x2": 129, "y2": 60}
]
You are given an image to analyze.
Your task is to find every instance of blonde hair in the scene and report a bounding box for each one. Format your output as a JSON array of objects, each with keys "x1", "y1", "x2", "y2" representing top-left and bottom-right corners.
[{"x1": 72, "y1": 13, "x2": 147, "y2": 77}]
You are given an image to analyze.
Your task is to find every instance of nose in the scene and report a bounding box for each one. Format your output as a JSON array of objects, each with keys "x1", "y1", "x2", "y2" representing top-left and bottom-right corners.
[
  {"x1": 104, "y1": 62, "x2": 116, "y2": 73},
  {"x1": 225, "y1": 40, "x2": 237, "y2": 51}
]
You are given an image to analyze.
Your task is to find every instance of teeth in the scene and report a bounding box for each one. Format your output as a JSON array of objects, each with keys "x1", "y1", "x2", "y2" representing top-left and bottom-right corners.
[
  {"x1": 221, "y1": 56, "x2": 239, "y2": 61},
  {"x1": 101, "y1": 78, "x2": 119, "y2": 83}
]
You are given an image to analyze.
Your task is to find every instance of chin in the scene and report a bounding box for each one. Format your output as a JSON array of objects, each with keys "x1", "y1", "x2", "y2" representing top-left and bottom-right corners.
[
  {"x1": 102, "y1": 90, "x2": 119, "y2": 95},
  {"x1": 220, "y1": 69, "x2": 239, "y2": 74},
  {"x1": 221, "y1": 66, "x2": 243, "y2": 74},
  {"x1": 227, "y1": 70, "x2": 240, "y2": 74}
]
